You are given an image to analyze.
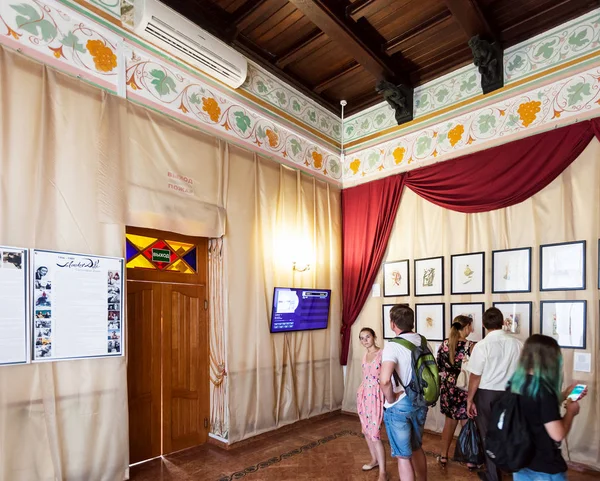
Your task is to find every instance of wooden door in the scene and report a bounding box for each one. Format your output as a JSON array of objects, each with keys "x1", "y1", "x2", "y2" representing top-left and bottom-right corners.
[
  {"x1": 127, "y1": 281, "x2": 162, "y2": 464},
  {"x1": 162, "y1": 283, "x2": 209, "y2": 454}
]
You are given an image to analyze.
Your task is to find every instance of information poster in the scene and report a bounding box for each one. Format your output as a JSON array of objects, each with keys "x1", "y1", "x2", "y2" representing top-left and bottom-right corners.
[
  {"x1": 0, "y1": 247, "x2": 28, "y2": 365},
  {"x1": 32, "y1": 250, "x2": 124, "y2": 362}
]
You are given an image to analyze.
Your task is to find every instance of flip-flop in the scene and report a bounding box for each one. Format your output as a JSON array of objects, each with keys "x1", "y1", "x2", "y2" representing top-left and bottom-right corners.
[
  {"x1": 437, "y1": 456, "x2": 448, "y2": 468},
  {"x1": 362, "y1": 463, "x2": 379, "y2": 471}
]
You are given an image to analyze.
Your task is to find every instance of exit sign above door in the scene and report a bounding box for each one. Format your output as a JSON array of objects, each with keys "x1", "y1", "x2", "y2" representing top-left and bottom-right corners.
[{"x1": 152, "y1": 248, "x2": 171, "y2": 263}]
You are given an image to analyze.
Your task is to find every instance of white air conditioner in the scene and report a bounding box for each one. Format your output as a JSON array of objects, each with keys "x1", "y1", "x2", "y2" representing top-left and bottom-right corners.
[{"x1": 132, "y1": 0, "x2": 247, "y2": 89}]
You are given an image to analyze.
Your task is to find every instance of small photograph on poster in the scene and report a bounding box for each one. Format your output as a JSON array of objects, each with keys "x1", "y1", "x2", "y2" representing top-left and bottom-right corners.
[
  {"x1": 34, "y1": 279, "x2": 52, "y2": 290},
  {"x1": 35, "y1": 344, "x2": 52, "y2": 358},
  {"x1": 108, "y1": 303, "x2": 120, "y2": 311},
  {"x1": 108, "y1": 329, "x2": 121, "y2": 341},
  {"x1": 2, "y1": 251, "x2": 23, "y2": 270},
  {"x1": 108, "y1": 310, "x2": 120, "y2": 321},
  {"x1": 108, "y1": 320, "x2": 120, "y2": 330},
  {"x1": 34, "y1": 290, "x2": 51, "y2": 307},
  {"x1": 108, "y1": 286, "x2": 121, "y2": 304},
  {"x1": 108, "y1": 339, "x2": 121, "y2": 353},
  {"x1": 35, "y1": 309, "x2": 51, "y2": 319},
  {"x1": 35, "y1": 319, "x2": 51, "y2": 329},
  {"x1": 108, "y1": 270, "x2": 121, "y2": 286},
  {"x1": 35, "y1": 265, "x2": 50, "y2": 281}
]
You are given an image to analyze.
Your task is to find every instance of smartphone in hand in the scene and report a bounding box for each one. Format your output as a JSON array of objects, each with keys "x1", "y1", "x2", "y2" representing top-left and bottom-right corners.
[{"x1": 567, "y1": 384, "x2": 587, "y2": 402}]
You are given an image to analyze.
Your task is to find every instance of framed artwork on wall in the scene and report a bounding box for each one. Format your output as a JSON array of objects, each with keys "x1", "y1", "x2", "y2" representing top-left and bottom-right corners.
[
  {"x1": 415, "y1": 303, "x2": 445, "y2": 341},
  {"x1": 383, "y1": 259, "x2": 410, "y2": 297},
  {"x1": 382, "y1": 304, "x2": 396, "y2": 340},
  {"x1": 492, "y1": 247, "x2": 532, "y2": 293},
  {"x1": 451, "y1": 252, "x2": 485, "y2": 295},
  {"x1": 598, "y1": 240, "x2": 600, "y2": 289},
  {"x1": 414, "y1": 256, "x2": 444, "y2": 296},
  {"x1": 540, "y1": 300, "x2": 586, "y2": 349},
  {"x1": 540, "y1": 241, "x2": 586, "y2": 291},
  {"x1": 493, "y1": 302, "x2": 533, "y2": 341},
  {"x1": 451, "y1": 302, "x2": 484, "y2": 342}
]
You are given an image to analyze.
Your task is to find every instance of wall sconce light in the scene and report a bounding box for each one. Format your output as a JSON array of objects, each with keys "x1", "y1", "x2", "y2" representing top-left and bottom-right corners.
[{"x1": 293, "y1": 262, "x2": 310, "y2": 272}]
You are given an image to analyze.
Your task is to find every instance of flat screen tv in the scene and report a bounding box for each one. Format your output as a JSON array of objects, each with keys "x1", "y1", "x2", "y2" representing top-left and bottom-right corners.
[{"x1": 270, "y1": 287, "x2": 331, "y2": 333}]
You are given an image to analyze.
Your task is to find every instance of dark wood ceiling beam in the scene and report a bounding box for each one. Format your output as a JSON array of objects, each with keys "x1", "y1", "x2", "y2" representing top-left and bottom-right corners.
[
  {"x1": 345, "y1": 0, "x2": 375, "y2": 21},
  {"x1": 313, "y1": 62, "x2": 361, "y2": 93},
  {"x1": 275, "y1": 29, "x2": 327, "y2": 68},
  {"x1": 288, "y1": 0, "x2": 406, "y2": 83},
  {"x1": 385, "y1": 10, "x2": 453, "y2": 56},
  {"x1": 442, "y1": 0, "x2": 496, "y2": 41},
  {"x1": 231, "y1": 0, "x2": 268, "y2": 24}
]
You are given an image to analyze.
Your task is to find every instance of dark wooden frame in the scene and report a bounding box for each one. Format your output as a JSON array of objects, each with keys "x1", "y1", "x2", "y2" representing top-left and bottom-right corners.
[
  {"x1": 414, "y1": 256, "x2": 444, "y2": 297},
  {"x1": 540, "y1": 300, "x2": 587, "y2": 349},
  {"x1": 491, "y1": 247, "x2": 532, "y2": 294},
  {"x1": 540, "y1": 241, "x2": 586, "y2": 292},
  {"x1": 383, "y1": 259, "x2": 410, "y2": 297},
  {"x1": 451, "y1": 251, "x2": 485, "y2": 295},
  {"x1": 415, "y1": 303, "x2": 445, "y2": 341},
  {"x1": 450, "y1": 302, "x2": 485, "y2": 339},
  {"x1": 493, "y1": 301, "x2": 533, "y2": 339}
]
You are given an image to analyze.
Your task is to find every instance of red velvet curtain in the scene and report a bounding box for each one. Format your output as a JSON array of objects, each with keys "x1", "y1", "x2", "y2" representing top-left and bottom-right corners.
[{"x1": 340, "y1": 119, "x2": 600, "y2": 365}]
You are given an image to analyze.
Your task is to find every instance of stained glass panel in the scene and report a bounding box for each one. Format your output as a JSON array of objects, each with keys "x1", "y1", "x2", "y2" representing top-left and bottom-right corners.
[
  {"x1": 167, "y1": 259, "x2": 194, "y2": 274},
  {"x1": 126, "y1": 234, "x2": 197, "y2": 273},
  {"x1": 126, "y1": 254, "x2": 155, "y2": 270},
  {"x1": 183, "y1": 249, "x2": 197, "y2": 272},
  {"x1": 126, "y1": 239, "x2": 138, "y2": 262},
  {"x1": 127, "y1": 234, "x2": 156, "y2": 251},
  {"x1": 166, "y1": 240, "x2": 194, "y2": 256}
]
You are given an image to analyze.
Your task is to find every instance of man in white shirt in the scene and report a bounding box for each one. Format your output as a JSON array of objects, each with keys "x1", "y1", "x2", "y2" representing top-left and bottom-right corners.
[
  {"x1": 380, "y1": 304, "x2": 428, "y2": 481},
  {"x1": 467, "y1": 307, "x2": 523, "y2": 481}
]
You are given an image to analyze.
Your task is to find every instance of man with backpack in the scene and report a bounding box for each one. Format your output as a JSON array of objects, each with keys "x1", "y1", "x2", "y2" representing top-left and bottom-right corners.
[
  {"x1": 380, "y1": 304, "x2": 440, "y2": 481},
  {"x1": 466, "y1": 307, "x2": 523, "y2": 481}
]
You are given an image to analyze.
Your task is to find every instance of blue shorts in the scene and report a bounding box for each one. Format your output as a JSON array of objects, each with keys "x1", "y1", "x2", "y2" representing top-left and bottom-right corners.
[
  {"x1": 383, "y1": 396, "x2": 428, "y2": 458},
  {"x1": 513, "y1": 469, "x2": 567, "y2": 481}
]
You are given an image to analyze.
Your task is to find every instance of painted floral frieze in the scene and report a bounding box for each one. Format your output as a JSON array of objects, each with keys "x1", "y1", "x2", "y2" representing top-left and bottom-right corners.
[
  {"x1": 344, "y1": 65, "x2": 600, "y2": 181},
  {"x1": 0, "y1": 0, "x2": 121, "y2": 88},
  {"x1": 125, "y1": 46, "x2": 342, "y2": 182},
  {"x1": 88, "y1": 0, "x2": 120, "y2": 18}
]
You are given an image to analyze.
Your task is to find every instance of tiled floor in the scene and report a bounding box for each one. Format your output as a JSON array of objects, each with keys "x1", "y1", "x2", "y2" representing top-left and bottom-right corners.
[{"x1": 129, "y1": 414, "x2": 600, "y2": 481}]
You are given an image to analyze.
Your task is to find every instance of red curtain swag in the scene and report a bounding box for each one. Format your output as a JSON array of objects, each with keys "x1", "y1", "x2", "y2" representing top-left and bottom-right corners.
[{"x1": 340, "y1": 119, "x2": 600, "y2": 365}]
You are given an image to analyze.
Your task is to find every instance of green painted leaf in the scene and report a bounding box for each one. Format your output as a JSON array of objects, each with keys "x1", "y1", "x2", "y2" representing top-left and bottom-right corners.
[
  {"x1": 257, "y1": 126, "x2": 266, "y2": 139},
  {"x1": 189, "y1": 93, "x2": 202, "y2": 105},
  {"x1": 438, "y1": 132, "x2": 448, "y2": 143},
  {"x1": 507, "y1": 114, "x2": 520, "y2": 127},
  {"x1": 361, "y1": 119, "x2": 370, "y2": 129},
  {"x1": 536, "y1": 40, "x2": 557, "y2": 60},
  {"x1": 61, "y1": 31, "x2": 85, "y2": 53},
  {"x1": 567, "y1": 82, "x2": 592, "y2": 106},
  {"x1": 256, "y1": 81, "x2": 268, "y2": 94},
  {"x1": 477, "y1": 114, "x2": 496, "y2": 134},
  {"x1": 368, "y1": 152, "x2": 379, "y2": 168},
  {"x1": 568, "y1": 30, "x2": 590, "y2": 48},
  {"x1": 308, "y1": 110, "x2": 316, "y2": 122},
  {"x1": 292, "y1": 100, "x2": 301, "y2": 112},
  {"x1": 150, "y1": 69, "x2": 177, "y2": 96},
  {"x1": 375, "y1": 113, "x2": 386, "y2": 125},
  {"x1": 276, "y1": 91, "x2": 286, "y2": 105},
  {"x1": 329, "y1": 159, "x2": 340, "y2": 174},
  {"x1": 346, "y1": 125, "x2": 354, "y2": 136},
  {"x1": 234, "y1": 111, "x2": 251, "y2": 133},
  {"x1": 290, "y1": 139, "x2": 302, "y2": 156},
  {"x1": 419, "y1": 94, "x2": 430, "y2": 109},
  {"x1": 321, "y1": 118, "x2": 329, "y2": 129},
  {"x1": 507, "y1": 55, "x2": 524, "y2": 72},
  {"x1": 332, "y1": 124, "x2": 340, "y2": 136},
  {"x1": 415, "y1": 136, "x2": 432, "y2": 156},
  {"x1": 436, "y1": 88, "x2": 450, "y2": 103},
  {"x1": 460, "y1": 75, "x2": 477, "y2": 93},
  {"x1": 12, "y1": 4, "x2": 57, "y2": 41}
]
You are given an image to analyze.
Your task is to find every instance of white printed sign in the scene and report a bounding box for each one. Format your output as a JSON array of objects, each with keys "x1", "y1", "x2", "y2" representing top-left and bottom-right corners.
[{"x1": 0, "y1": 247, "x2": 28, "y2": 365}]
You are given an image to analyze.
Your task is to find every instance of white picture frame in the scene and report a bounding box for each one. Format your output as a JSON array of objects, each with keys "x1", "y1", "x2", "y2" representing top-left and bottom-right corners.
[
  {"x1": 415, "y1": 303, "x2": 445, "y2": 341},
  {"x1": 382, "y1": 304, "x2": 396, "y2": 340},
  {"x1": 451, "y1": 252, "x2": 485, "y2": 295},
  {"x1": 492, "y1": 247, "x2": 531, "y2": 293},
  {"x1": 414, "y1": 256, "x2": 444, "y2": 297},
  {"x1": 493, "y1": 302, "x2": 533, "y2": 341},
  {"x1": 540, "y1": 300, "x2": 586, "y2": 349},
  {"x1": 383, "y1": 259, "x2": 410, "y2": 297},
  {"x1": 451, "y1": 302, "x2": 484, "y2": 342},
  {"x1": 540, "y1": 241, "x2": 586, "y2": 291}
]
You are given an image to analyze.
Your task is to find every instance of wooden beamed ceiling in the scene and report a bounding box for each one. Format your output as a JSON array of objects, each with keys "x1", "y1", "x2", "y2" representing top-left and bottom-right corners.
[{"x1": 161, "y1": 0, "x2": 600, "y2": 116}]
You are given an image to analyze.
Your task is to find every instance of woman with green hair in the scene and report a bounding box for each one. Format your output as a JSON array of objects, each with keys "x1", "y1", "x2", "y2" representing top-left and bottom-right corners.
[{"x1": 510, "y1": 334, "x2": 588, "y2": 480}]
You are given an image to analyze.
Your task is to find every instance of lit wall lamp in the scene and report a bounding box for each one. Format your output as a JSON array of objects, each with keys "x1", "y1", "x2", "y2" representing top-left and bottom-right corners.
[{"x1": 293, "y1": 262, "x2": 310, "y2": 272}]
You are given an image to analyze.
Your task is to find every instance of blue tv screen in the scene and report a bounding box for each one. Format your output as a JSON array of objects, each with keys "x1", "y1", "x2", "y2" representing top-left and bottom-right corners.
[{"x1": 270, "y1": 287, "x2": 331, "y2": 333}]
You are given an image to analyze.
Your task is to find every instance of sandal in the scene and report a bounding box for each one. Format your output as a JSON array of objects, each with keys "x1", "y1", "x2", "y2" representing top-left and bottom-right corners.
[
  {"x1": 438, "y1": 456, "x2": 448, "y2": 468},
  {"x1": 362, "y1": 463, "x2": 379, "y2": 471},
  {"x1": 467, "y1": 464, "x2": 477, "y2": 472}
]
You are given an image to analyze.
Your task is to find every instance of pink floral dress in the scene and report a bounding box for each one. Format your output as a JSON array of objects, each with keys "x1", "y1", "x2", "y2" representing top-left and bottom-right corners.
[{"x1": 356, "y1": 349, "x2": 384, "y2": 441}]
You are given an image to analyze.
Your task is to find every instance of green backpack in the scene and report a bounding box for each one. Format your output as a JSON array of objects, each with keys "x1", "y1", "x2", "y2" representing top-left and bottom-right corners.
[{"x1": 390, "y1": 334, "x2": 440, "y2": 407}]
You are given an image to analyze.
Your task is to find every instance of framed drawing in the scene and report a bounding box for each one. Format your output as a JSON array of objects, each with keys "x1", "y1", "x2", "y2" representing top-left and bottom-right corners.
[
  {"x1": 382, "y1": 304, "x2": 396, "y2": 340},
  {"x1": 493, "y1": 302, "x2": 533, "y2": 341},
  {"x1": 451, "y1": 302, "x2": 484, "y2": 342},
  {"x1": 383, "y1": 259, "x2": 410, "y2": 297},
  {"x1": 540, "y1": 300, "x2": 586, "y2": 349},
  {"x1": 492, "y1": 247, "x2": 531, "y2": 293},
  {"x1": 415, "y1": 303, "x2": 445, "y2": 341},
  {"x1": 539, "y1": 241, "x2": 586, "y2": 291},
  {"x1": 414, "y1": 256, "x2": 444, "y2": 297},
  {"x1": 451, "y1": 252, "x2": 485, "y2": 294}
]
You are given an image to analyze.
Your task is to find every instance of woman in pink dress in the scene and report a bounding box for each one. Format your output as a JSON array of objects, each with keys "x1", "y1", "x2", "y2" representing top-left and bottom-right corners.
[{"x1": 356, "y1": 328, "x2": 387, "y2": 481}]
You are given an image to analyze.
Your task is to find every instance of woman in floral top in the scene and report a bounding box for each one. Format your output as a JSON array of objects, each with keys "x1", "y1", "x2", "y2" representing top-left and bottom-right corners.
[
  {"x1": 356, "y1": 328, "x2": 387, "y2": 481},
  {"x1": 436, "y1": 315, "x2": 476, "y2": 469}
]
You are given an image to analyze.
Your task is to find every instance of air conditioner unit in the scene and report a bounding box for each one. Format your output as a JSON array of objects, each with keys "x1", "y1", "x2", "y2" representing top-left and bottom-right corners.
[{"x1": 132, "y1": 0, "x2": 247, "y2": 89}]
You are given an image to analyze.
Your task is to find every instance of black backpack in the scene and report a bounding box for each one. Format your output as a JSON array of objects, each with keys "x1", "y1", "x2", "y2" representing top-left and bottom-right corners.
[{"x1": 484, "y1": 390, "x2": 534, "y2": 473}]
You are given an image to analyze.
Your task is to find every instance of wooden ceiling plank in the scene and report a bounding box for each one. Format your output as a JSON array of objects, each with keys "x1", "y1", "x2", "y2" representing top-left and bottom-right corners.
[
  {"x1": 232, "y1": 0, "x2": 269, "y2": 23},
  {"x1": 313, "y1": 62, "x2": 361, "y2": 93},
  {"x1": 442, "y1": 0, "x2": 496, "y2": 41},
  {"x1": 288, "y1": 0, "x2": 405, "y2": 83},
  {"x1": 385, "y1": 10, "x2": 453, "y2": 56},
  {"x1": 276, "y1": 30, "x2": 327, "y2": 67}
]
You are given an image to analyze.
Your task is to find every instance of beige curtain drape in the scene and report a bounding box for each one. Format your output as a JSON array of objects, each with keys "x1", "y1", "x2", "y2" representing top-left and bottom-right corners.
[
  {"x1": 224, "y1": 145, "x2": 345, "y2": 443},
  {"x1": 343, "y1": 139, "x2": 600, "y2": 469}
]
